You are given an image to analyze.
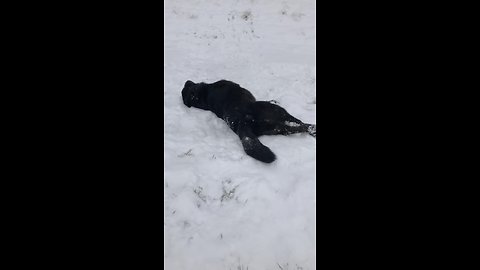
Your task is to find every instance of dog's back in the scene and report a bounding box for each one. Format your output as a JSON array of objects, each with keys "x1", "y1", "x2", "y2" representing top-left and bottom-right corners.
[{"x1": 203, "y1": 80, "x2": 256, "y2": 117}]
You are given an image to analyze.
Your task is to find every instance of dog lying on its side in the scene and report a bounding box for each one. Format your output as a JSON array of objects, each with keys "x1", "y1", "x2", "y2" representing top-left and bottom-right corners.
[{"x1": 181, "y1": 80, "x2": 316, "y2": 163}]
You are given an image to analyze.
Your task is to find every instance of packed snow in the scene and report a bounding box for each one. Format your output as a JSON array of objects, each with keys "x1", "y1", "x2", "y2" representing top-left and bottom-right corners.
[{"x1": 164, "y1": 0, "x2": 316, "y2": 269}]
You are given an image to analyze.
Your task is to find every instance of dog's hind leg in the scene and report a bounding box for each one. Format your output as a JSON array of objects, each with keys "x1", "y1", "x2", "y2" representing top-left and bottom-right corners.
[
  {"x1": 281, "y1": 122, "x2": 316, "y2": 138},
  {"x1": 250, "y1": 101, "x2": 315, "y2": 138},
  {"x1": 237, "y1": 120, "x2": 276, "y2": 163},
  {"x1": 283, "y1": 114, "x2": 316, "y2": 137}
]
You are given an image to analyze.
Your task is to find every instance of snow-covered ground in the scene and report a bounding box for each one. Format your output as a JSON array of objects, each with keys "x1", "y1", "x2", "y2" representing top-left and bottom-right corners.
[{"x1": 164, "y1": 0, "x2": 316, "y2": 269}]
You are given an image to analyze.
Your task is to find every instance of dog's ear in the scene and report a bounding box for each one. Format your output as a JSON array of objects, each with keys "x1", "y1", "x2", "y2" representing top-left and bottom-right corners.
[{"x1": 185, "y1": 80, "x2": 195, "y2": 87}]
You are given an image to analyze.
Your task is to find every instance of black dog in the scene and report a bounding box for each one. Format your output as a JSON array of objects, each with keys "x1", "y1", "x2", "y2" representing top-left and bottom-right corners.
[{"x1": 182, "y1": 80, "x2": 316, "y2": 163}]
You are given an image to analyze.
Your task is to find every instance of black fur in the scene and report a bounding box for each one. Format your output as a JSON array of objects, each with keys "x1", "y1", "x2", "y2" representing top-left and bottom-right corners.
[{"x1": 182, "y1": 80, "x2": 316, "y2": 163}]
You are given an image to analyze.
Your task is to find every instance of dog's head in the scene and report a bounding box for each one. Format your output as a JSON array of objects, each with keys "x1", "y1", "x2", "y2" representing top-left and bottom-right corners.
[
  {"x1": 181, "y1": 80, "x2": 197, "y2": 107},
  {"x1": 182, "y1": 80, "x2": 206, "y2": 109}
]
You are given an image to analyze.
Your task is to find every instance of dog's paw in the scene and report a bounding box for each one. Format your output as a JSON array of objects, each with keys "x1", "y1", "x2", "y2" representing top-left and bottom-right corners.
[{"x1": 308, "y1": 125, "x2": 316, "y2": 138}]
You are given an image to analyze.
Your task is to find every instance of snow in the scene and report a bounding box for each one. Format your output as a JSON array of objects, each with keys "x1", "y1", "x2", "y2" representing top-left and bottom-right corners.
[
  {"x1": 164, "y1": 0, "x2": 316, "y2": 269},
  {"x1": 285, "y1": 121, "x2": 302, "y2": 127}
]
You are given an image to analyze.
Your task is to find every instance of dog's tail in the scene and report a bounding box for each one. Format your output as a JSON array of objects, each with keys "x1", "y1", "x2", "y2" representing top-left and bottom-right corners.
[
  {"x1": 238, "y1": 121, "x2": 276, "y2": 163},
  {"x1": 240, "y1": 136, "x2": 276, "y2": 163}
]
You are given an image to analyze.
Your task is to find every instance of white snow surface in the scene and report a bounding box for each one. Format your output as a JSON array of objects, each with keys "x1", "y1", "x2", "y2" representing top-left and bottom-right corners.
[{"x1": 164, "y1": 0, "x2": 316, "y2": 269}]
